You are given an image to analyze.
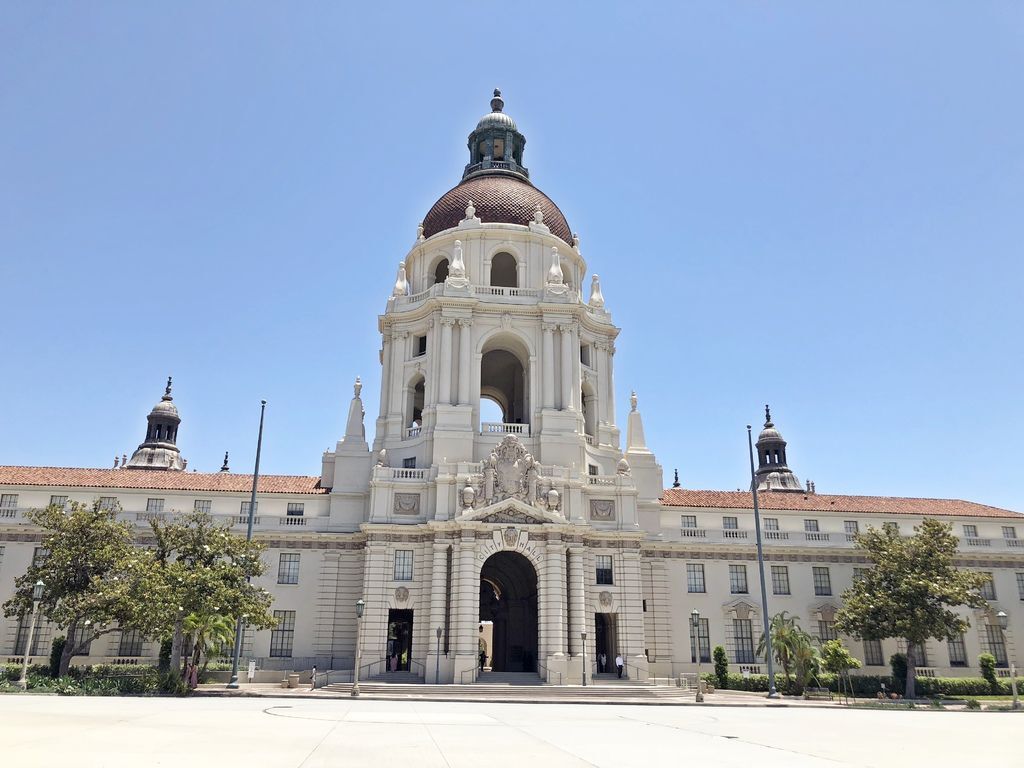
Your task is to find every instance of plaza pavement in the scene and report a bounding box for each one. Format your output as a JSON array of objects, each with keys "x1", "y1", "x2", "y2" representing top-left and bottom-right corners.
[{"x1": 1, "y1": 694, "x2": 1019, "y2": 767}]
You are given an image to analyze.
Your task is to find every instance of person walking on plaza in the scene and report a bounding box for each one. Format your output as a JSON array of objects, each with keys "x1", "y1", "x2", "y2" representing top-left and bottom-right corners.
[
  {"x1": 615, "y1": 654, "x2": 624, "y2": 679},
  {"x1": 310, "y1": 665, "x2": 317, "y2": 691}
]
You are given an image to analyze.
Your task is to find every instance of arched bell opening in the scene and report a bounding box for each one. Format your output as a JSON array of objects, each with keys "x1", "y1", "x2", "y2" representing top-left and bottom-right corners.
[
  {"x1": 405, "y1": 374, "x2": 425, "y2": 435},
  {"x1": 581, "y1": 381, "x2": 598, "y2": 440},
  {"x1": 479, "y1": 333, "x2": 530, "y2": 431},
  {"x1": 433, "y1": 258, "x2": 450, "y2": 285},
  {"x1": 479, "y1": 551, "x2": 538, "y2": 673},
  {"x1": 490, "y1": 252, "x2": 517, "y2": 288}
]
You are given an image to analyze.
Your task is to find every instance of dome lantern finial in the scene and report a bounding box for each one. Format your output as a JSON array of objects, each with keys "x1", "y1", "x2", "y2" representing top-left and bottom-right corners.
[
  {"x1": 764, "y1": 403, "x2": 772, "y2": 426},
  {"x1": 164, "y1": 376, "x2": 173, "y2": 400},
  {"x1": 491, "y1": 88, "x2": 503, "y2": 112}
]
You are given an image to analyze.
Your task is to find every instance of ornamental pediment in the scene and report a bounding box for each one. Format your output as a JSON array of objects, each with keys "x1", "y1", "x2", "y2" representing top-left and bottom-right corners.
[{"x1": 457, "y1": 498, "x2": 563, "y2": 525}]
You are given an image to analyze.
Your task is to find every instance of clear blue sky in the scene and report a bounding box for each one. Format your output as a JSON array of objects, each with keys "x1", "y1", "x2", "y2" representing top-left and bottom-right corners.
[{"x1": 1, "y1": 3, "x2": 1021, "y2": 511}]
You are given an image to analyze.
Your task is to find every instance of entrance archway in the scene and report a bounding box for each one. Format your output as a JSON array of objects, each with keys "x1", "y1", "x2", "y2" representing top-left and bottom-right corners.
[{"x1": 479, "y1": 551, "x2": 538, "y2": 672}]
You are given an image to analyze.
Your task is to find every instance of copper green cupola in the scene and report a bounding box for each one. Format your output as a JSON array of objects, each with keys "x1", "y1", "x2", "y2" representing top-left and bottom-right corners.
[{"x1": 463, "y1": 89, "x2": 529, "y2": 181}]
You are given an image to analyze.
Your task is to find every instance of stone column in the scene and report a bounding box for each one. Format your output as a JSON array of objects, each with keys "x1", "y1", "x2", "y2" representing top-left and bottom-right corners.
[
  {"x1": 455, "y1": 534, "x2": 478, "y2": 658},
  {"x1": 388, "y1": 331, "x2": 406, "y2": 419},
  {"x1": 567, "y1": 547, "x2": 585, "y2": 655},
  {"x1": 457, "y1": 319, "x2": 472, "y2": 405},
  {"x1": 607, "y1": 342, "x2": 617, "y2": 427},
  {"x1": 571, "y1": 326, "x2": 583, "y2": 412},
  {"x1": 541, "y1": 323, "x2": 555, "y2": 409},
  {"x1": 619, "y1": 549, "x2": 648, "y2": 680},
  {"x1": 594, "y1": 341, "x2": 608, "y2": 424},
  {"x1": 438, "y1": 318, "x2": 455, "y2": 405},
  {"x1": 427, "y1": 541, "x2": 450, "y2": 682},
  {"x1": 560, "y1": 324, "x2": 574, "y2": 411},
  {"x1": 545, "y1": 538, "x2": 566, "y2": 657},
  {"x1": 378, "y1": 333, "x2": 392, "y2": 421}
]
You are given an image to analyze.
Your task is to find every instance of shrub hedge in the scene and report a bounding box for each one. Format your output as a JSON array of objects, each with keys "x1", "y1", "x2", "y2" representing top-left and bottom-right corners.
[{"x1": 700, "y1": 671, "x2": 1018, "y2": 698}]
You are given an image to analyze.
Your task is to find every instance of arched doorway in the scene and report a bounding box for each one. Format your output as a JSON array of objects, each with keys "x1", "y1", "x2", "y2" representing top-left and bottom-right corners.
[{"x1": 479, "y1": 551, "x2": 538, "y2": 672}]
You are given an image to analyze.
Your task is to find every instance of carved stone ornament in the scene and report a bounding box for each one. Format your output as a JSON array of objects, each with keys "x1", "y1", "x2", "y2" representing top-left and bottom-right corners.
[
  {"x1": 479, "y1": 508, "x2": 545, "y2": 525},
  {"x1": 589, "y1": 499, "x2": 616, "y2": 521},
  {"x1": 599, "y1": 591, "x2": 613, "y2": 607},
  {"x1": 394, "y1": 586, "x2": 410, "y2": 602},
  {"x1": 503, "y1": 526, "x2": 519, "y2": 547},
  {"x1": 393, "y1": 493, "x2": 420, "y2": 516}
]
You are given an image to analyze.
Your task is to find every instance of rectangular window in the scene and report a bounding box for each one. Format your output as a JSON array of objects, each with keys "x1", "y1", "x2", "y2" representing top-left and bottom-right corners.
[
  {"x1": 580, "y1": 344, "x2": 592, "y2": 367},
  {"x1": 66, "y1": 623, "x2": 93, "y2": 655},
  {"x1": 764, "y1": 517, "x2": 779, "y2": 531},
  {"x1": 1017, "y1": 573, "x2": 1024, "y2": 601},
  {"x1": 49, "y1": 495, "x2": 68, "y2": 508},
  {"x1": 1003, "y1": 526, "x2": 1018, "y2": 540},
  {"x1": 863, "y1": 639, "x2": 884, "y2": 666},
  {"x1": 240, "y1": 501, "x2": 258, "y2": 515},
  {"x1": 402, "y1": 457, "x2": 416, "y2": 469},
  {"x1": 963, "y1": 524, "x2": 978, "y2": 538},
  {"x1": 804, "y1": 519, "x2": 819, "y2": 532},
  {"x1": 947, "y1": 634, "x2": 968, "y2": 667},
  {"x1": 0, "y1": 494, "x2": 18, "y2": 510},
  {"x1": 722, "y1": 516, "x2": 738, "y2": 530},
  {"x1": 686, "y1": 563, "x2": 705, "y2": 593},
  {"x1": 414, "y1": 335, "x2": 427, "y2": 357},
  {"x1": 596, "y1": 555, "x2": 614, "y2": 585},
  {"x1": 287, "y1": 503, "x2": 304, "y2": 517},
  {"x1": 733, "y1": 619, "x2": 755, "y2": 663},
  {"x1": 771, "y1": 565, "x2": 790, "y2": 595},
  {"x1": 909, "y1": 642, "x2": 928, "y2": 667},
  {"x1": 680, "y1": 515, "x2": 697, "y2": 529},
  {"x1": 15, "y1": 617, "x2": 49, "y2": 656},
  {"x1": 193, "y1": 499, "x2": 212, "y2": 513},
  {"x1": 690, "y1": 617, "x2": 711, "y2": 663},
  {"x1": 813, "y1": 566, "x2": 832, "y2": 596},
  {"x1": 980, "y1": 572, "x2": 996, "y2": 600},
  {"x1": 269, "y1": 610, "x2": 295, "y2": 658},
  {"x1": 985, "y1": 625, "x2": 1008, "y2": 667},
  {"x1": 394, "y1": 550, "x2": 413, "y2": 581},
  {"x1": 98, "y1": 496, "x2": 118, "y2": 511},
  {"x1": 818, "y1": 620, "x2": 838, "y2": 642},
  {"x1": 33, "y1": 547, "x2": 49, "y2": 567},
  {"x1": 278, "y1": 553, "x2": 300, "y2": 585},
  {"x1": 588, "y1": 464, "x2": 599, "y2": 476},
  {"x1": 118, "y1": 628, "x2": 144, "y2": 657},
  {"x1": 146, "y1": 498, "x2": 164, "y2": 514},
  {"x1": 729, "y1": 564, "x2": 748, "y2": 594},
  {"x1": 844, "y1": 520, "x2": 859, "y2": 535}
]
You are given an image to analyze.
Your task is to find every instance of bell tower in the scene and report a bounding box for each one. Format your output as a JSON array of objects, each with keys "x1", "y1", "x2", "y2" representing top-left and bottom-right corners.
[{"x1": 125, "y1": 377, "x2": 186, "y2": 471}]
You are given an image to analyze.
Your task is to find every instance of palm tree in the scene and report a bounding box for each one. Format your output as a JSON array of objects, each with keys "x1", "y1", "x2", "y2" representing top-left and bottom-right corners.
[
  {"x1": 183, "y1": 611, "x2": 236, "y2": 677},
  {"x1": 789, "y1": 629, "x2": 821, "y2": 695},
  {"x1": 758, "y1": 611, "x2": 801, "y2": 684}
]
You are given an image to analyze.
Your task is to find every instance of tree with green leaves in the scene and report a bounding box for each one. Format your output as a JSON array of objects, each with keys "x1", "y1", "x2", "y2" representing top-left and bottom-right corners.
[
  {"x1": 184, "y1": 611, "x2": 236, "y2": 677},
  {"x1": 147, "y1": 510, "x2": 275, "y2": 679},
  {"x1": 820, "y1": 639, "x2": 861, "y2": 701},
  {"x1": 835, "y1": 518, "x2": 990, "y2": 699},
  {"x1": 757, "y1": 611, "x2": 801, "y2": 683},
  {"x1": 2, "y1": 500, "x2": 158, "y2": 676}
]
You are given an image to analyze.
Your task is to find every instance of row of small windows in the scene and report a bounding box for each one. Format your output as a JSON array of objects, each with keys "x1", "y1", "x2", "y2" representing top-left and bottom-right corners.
[
  {"x1": 430, "y1": 251, "x2": 520, "y2": 288},
  {"x1": 683, "y1": 514, "x2": 1019, "y2": 540},
  {"x1": 13, "y1": 623, "x2": 144, "y2": 657},
  {"x1": 4, "y1": 494, "x2": 308, "y2": 517}
]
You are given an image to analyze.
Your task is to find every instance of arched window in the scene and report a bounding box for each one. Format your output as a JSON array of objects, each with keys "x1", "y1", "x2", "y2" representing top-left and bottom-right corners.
[
  {"x1": 581, "y1": 383, "x2": 598, "y2": 439},
  {"x1": 490, "y1": 252, "x2": 517, "y2": 288},
  {"x1": 434, "y1": 258, "x2": 450, "y2": 284},
  {"x1": 405, "y1": 375, "x2": 425, "y2": 438},
  {"x1": 479, "y1": 333, "x2": 531, "y2": 432}
]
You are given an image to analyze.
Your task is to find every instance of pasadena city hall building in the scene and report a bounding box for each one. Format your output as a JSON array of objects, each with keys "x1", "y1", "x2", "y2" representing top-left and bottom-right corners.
[{"x1": 2, "y1": 92, "x2": 1022, "y2": 685}]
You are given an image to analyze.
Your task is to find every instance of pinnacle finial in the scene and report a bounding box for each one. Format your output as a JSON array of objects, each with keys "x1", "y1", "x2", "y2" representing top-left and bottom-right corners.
[
  {"x1": 491, "y1": 88, "x2": 504, "y2": 113},
  {"x1": 163, "y1": 376, "x2": 173, "y2": 400},
  {"x1": 764, "y1": 404, "x2": 772, "y2": 425},
  {"x1": 221, "y1": 451, "x2": 230, "y2": 472},
  {"x1": 672, "y1": 469, "x2": 680, "y2": 489}
]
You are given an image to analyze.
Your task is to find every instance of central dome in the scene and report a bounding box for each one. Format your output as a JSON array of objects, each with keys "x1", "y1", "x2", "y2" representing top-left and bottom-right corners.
[{"x1": 421, "y1": 175, "x2": 572, "y2": 245}]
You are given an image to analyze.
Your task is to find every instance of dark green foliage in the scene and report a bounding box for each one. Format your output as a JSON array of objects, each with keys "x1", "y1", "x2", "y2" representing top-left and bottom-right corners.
[
  {"x1": 890, "y1": 653, "x2": 907, "y2": 694},
  {"x1": 712, "y1": 646, "x2": 729, "y2": 689},
  {"x1": 964, "y1": 699, "x2": 981, "y2": 710},
  {"x1": 49, "y1": 636, "x2": 66, "y2": 678},
  {"x1": 979, "y1": 653, "x2": 998, "y2": 693},
  {"x1": 158, "y1": 638, "x2": 172, "y2": 673},
  {"x1": 700, "y1": 670, "x2": 1017, "y2": 698}
]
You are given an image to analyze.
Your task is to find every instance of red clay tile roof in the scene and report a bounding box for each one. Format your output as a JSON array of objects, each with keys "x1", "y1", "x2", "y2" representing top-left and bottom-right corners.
[
  {"x1": 0, "y1": 466, "x2": 328, "y2": 495},
  {"x1": 660, "y1": 488, "x2": 1021, "y2": 519}
]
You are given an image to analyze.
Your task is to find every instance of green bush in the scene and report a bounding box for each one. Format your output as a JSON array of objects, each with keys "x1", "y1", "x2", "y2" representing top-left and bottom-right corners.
[
  {"x1": 713, "y1": 646, "x2": 729, "y2": 689},
  {"x1": 701, "y1": 671, "x2": 1016, "y2": 698},
  {"x1": 1, "y1": 663, "x2": 49, "y2": 682},
  {"x1": 49, "y1": 637, "x2": 66, "y2": 678},
  {"x1": 965, "y1": 699, "x2": 981, "y2": 710},
  {"x1": 979, "y1": 653, "x2": 999, "y2": 694},
  {"x1": 889, "y1": 653, "x2": 907, "y2": 694},
  {"x1": 158, "y1": 638, "x2": 172, "y2": 674}
]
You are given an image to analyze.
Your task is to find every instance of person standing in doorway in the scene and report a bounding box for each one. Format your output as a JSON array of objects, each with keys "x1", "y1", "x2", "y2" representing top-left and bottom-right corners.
[
  {"x1": 615, "y1": 653, "x2": 624, "y2": 679},
  {"x1": 599, "y1": 652, "x2": 607, "y2": 674}
]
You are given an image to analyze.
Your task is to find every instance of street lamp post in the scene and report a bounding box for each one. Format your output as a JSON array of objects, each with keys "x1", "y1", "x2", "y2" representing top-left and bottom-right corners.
[
  {"x1": 352, "y1": 598, "x2": 365, "y2": 698},
  {"x1": 435, "y1": 626, "x2": 443, "y2": 684},
  {"x1": 691, "y1": 608, "x2": 704, "y2": 703},
  {"x1": 581, "y1": 630, "x2": 588, "y2": 687},
  {"x1": 747, "y1": 423, "x2": 778, "y2": 698},
  {"x1": 997, "y1": 611, "x2": 1020, "y2": 710},
  {"x1": 16, "y1": 580, "x2": 44, "y2": 691}
]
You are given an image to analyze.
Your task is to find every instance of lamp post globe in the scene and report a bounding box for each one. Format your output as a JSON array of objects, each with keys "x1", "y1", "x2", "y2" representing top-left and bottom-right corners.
[
  {"x1": 997, "y1": 610, "x2": 1008, "y2": 630},
  {"x1": 995, "y1": 611, "x2": 1019, "y2": 709},
  {"x1": 32, "y1": 580, "x2": 44, "y2": 601}
]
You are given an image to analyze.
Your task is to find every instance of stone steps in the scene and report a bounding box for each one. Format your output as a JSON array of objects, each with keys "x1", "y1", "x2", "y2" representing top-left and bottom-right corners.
[{"x1": 319, "y1": 682, "x2": 686, "y2": 701}]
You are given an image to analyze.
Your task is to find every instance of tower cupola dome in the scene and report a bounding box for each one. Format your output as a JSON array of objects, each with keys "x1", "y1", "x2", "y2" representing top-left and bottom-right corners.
[
  {"x1": 754, "y1": 405, "x2": 802, "y2": 492},
  {"x1": 125, "y1": 377, "x2": 186, "y2": 471}
]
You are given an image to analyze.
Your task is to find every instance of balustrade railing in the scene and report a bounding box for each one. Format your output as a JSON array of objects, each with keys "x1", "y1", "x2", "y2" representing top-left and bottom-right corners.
[
  {"x1": 680, "y1": 527, "x2": 707, "y2": 538},
  {"x1": 805, "y1": 532, "x2": 831, "y2": 542},
  {"x1": 403, "y1": 426, "x2": 422, "y2": 439},
  {"x1": 723, "y1": 529, "x2": 748, "y2": 540},
  {"x1": 480, "y1": 422, "x2": 529, "y2": 435},
  {"x1": 765, "y1": 530, "x2": 789, "y2": 541},
  {"x1": 279, "y1": 516, "x2": 307, "y2": 526},
  {"x1": 965, "y1": 537, "x2": 992, "y2": 547},
  {"x1": 390, "y1": 467, "x2": 427, "y2": 480}
]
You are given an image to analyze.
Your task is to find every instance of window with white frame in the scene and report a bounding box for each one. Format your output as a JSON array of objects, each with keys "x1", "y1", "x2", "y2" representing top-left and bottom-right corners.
[
  {"x1": 394, "y1": 550, "x2": 413, "y2": 581},
  {"x1": 49, "y1": 495, "x2": 68, "y2": 508},
  {"x1": 15, "y1": 617, "x2": 49, "y2": 655},
  {"x1": 680, "y1": 515, "x2": 697, "y2": 529},
  {"x1": 596, "y1": 555, "x2": 614, "y2": 585},
  {"x1": 764, "y1": 517, "x2": 779, "y2": 531},
  {"x1": 729, "y1": 564, "x2": 748, "y2": 594},
  {"x1": 0, "y1": 494, "x2": 18, "y2": 511},
  {"x1": 813, "y1": 566, "x2": 832, "y2": 596},
  {"x1": 817, "y1": 620, "x2": 838, "y2": 642},
  {"x1": 99, "y1": 496, "x2": 118, "y2": 511},
  {"x1": 402, "y1": 457, "x2": 416, "y2": 469},
  {"x1": 844, "y1": 520, "x2": 859, "y2": 535},
  {"x1": 118, "y1": 628, "x2": 144, "y2": 657},
  {"x1": 732, "y1": 619, "x2": 755, "y2": 663},
  {"x1": 863, "y1": 639, "x2": 884, "y2": 666},
  {"x1": 984, "y1": 624, "x2": 1008, "y2": 667},
  {"x1": 980, "y1": 572, "x2": 996, "y2": 600},
  {"x1": 146, "y1": 498, "x2": 164, "y2": 514},
  {"x1": 947, "y1": 634, "x2": 967, "y2": 667},
  {"x1": 68, "y1": 623, "x2": 93, "y2": 655},
  {"x1": 193, "y1": 499, "x2": 212, "y2": 513},
  {"x1": 278, "y1": 553, "x2": 300, "y2": 585},
  {"x1": 686, "y1": 563, "x2": 705, "y2": 593},
  {"x1": 771, "y1": 565, "x2": 790, "y2": 595},
  {"x1": 963, "y1": 524, "x2": 978, "y2": 538},
  {"x1": 287, "y1": 503, "x2": 304, "y2": 517},
  {"x1": 1003, "y1": 526, "x2": 1018, "y2": 540},
  {"x1": 804, "y1": 519, "x2": 819, "y2": 532},
  {"x1": 269, "y1": 610, "x2": 295, "y2": 657},
  {"x1": 690, "y1": 617, "x2": 710, "y2": 663},
  {"x1": 240, "y1": 501, "x2": 258, "y2": 515},
  {"x1": 722, "y1": 516, "x2": 738, "y2": 530}
]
